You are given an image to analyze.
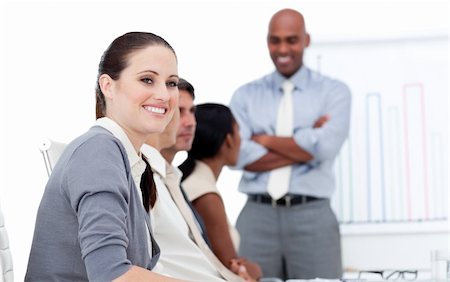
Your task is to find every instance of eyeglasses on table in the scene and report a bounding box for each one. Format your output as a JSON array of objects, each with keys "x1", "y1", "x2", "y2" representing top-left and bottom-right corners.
[{"x1": 357, "y1": 270, "x2": 418, "y2": 280}]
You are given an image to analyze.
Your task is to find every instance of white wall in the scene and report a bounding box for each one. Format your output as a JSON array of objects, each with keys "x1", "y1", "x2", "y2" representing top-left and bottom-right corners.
[{"x1": 0, "y1": 0, "x2": 448, "y2": 279}]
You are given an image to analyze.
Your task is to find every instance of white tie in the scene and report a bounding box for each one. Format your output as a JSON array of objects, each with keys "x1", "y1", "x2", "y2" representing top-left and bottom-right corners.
[{"x1": 267, "y1": 80, "x2": 294, "y2": 200}]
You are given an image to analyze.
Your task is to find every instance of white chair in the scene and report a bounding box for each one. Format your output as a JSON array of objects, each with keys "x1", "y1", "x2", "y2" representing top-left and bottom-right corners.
[
  {"x1": 0, "y1": 202, "x2": 13, "y2": 282},
  {"x1": 39, "y1": 138, "x2": 67, "y2": 176}
]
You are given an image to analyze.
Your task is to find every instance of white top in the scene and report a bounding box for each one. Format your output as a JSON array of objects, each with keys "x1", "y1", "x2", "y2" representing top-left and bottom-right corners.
[
  {"x1": 141, "y1": 145, "x2": 226, "y2": 281},
  {"x1": 182, "y1": 160, "x2": 240, "y2": 250}
]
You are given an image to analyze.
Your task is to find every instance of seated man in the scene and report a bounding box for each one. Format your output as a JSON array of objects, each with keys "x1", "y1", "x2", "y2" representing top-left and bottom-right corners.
[
  {"x1": 160, "y1": 79, "x2": 260, "y2": 281},
  {"x1": 141, "y1": 83, "x2": 253, "y2": 281}
]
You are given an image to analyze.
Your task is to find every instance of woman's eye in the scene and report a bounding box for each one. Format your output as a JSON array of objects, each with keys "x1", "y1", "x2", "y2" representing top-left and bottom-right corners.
[
  {"x1": 167, "y1": 81, "x2": 178, "y2": 88},
  {"x1": 141, "y1": 78, "x2": 153, "y2": 84}
]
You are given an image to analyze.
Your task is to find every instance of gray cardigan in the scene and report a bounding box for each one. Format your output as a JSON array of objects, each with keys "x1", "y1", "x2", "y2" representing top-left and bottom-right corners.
[{"x1": 26, "y1": 126, "x2": 157, "y2": 282}]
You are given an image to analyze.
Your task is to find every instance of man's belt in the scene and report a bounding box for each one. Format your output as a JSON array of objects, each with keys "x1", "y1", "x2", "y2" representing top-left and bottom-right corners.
[{"x1": 248, "y1": 194, "x2": 321, "y2": 207}]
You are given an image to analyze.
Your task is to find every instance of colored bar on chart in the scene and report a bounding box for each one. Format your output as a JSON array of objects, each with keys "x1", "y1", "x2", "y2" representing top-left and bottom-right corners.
[
  {"x1": 347, "y1": 137, "x2": 354, "y2": 222},
  {"x1": 402, "y1": 83, "x2": 429, "y2": 220},
  {"x1": 429, "y1": 133, "x2": 447, "y2": 219},
  {"x1": 365, "y1": 93, "x2": 386, "y2": 222},
  {"x1": 333, "y1": 137, "x2": 355, "y2": 223}
]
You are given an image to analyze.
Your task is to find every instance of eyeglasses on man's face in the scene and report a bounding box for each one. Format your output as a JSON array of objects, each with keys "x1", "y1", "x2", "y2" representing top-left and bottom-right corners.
[{"x1": 357, "y1": 270, "x2": 418, "y2": 280}]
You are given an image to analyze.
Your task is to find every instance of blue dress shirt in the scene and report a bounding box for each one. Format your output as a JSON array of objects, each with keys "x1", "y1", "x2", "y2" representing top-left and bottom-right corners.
[{"x1": 229, "y1": 66, "x2": 351, "y2": 198}]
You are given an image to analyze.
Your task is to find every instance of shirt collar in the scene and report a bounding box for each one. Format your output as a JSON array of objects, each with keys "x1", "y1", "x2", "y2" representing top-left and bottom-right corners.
[
  {"x1": 168, "y1": 163, "x2": 183, "y2": 183},
  {"x1": 95, "y1": 117, "x2": 145, "y2": 175},
  {"x1": 140, "y1": 144, "x2": 182, "y2": 185},
  {"x1": 273, "y1": 64, "x2": 309, "y2": 92},
  {"x1": 141, "y1": 144, "x2": 166, "y2": 178}
]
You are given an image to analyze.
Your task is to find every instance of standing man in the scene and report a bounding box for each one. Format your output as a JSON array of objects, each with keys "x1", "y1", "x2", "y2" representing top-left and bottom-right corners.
[{"x1": 229, "y1": 8, "x2": 351, "y2": 280}]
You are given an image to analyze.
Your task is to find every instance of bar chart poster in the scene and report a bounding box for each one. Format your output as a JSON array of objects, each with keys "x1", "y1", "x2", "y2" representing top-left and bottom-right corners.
[{"x1": 304, "y1": 36, "x2": 449, "y2": 223}]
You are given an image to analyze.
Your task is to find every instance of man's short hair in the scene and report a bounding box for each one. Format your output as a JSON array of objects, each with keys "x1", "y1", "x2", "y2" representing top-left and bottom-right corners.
[{"x1": 178, "y1": 78, "x2": 195, "y2": 100}]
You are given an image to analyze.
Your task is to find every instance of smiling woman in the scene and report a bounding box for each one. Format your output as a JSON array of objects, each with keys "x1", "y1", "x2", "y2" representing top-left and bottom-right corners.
[
  {"x1": 95, "y1": 33, "x2": 179, "y2": 139},
  {"x1": 24, "y1": 32, "x2": 183, "y2": 282}
]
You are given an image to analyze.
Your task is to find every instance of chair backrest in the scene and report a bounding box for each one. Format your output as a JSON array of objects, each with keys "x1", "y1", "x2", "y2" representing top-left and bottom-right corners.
[
  {"x1": 39, "y1": 138, "x2": 67, "y2": 177},
  {"x1": 0, "y1": 203, "x2": 13, "y2": 282}
]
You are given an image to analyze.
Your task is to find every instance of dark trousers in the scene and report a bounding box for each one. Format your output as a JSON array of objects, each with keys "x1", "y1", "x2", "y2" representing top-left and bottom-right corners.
[{"x1": 236, "y1": 198, "x2": 342, "y2": 280}]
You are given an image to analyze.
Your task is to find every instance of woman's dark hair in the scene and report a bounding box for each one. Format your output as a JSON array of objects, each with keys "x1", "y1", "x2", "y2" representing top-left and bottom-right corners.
[
  {"x1": 95, "y1": 32, "x2": 177, "y2": 119},
  {"x1": 179, "y1": 103, "x2": 237, "y2": 181},
  {"x1": 140, "y1": 157, "x2": 157, "y2": 211}
]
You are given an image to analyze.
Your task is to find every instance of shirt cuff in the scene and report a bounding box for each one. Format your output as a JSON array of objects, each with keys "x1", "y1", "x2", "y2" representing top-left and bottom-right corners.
[{"x1": 293, "y1": 127, "x2": 321, "y2": 157}]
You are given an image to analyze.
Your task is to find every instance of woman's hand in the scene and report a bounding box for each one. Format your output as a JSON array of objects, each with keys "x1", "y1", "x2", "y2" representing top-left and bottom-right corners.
[{"x1": 230, "y1": 257, "x2": 262, "y2": 281}]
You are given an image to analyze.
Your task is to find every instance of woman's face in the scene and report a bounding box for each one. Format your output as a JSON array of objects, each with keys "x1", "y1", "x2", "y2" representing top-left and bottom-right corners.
[{"x1": 101, "y1": 45, "x2": 178, "y2": 149}]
